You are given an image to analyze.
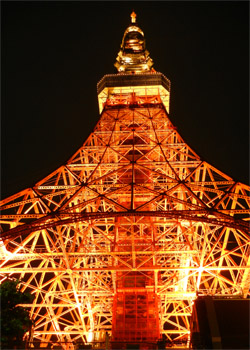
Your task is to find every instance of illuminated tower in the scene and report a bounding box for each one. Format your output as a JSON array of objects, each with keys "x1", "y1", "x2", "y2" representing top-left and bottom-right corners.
[{"x1": 1, "y1": 12, "x2": 249, "y2": 349}]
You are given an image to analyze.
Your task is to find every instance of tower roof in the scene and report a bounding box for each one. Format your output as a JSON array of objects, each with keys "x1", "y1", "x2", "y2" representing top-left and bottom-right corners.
[{"x1": 114, "y1": 12, "x2": 154, "y2": 73}]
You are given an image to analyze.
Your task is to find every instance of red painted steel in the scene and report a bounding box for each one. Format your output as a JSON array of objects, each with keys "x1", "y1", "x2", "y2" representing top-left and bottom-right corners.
[{"x1": 0, "y1": 13, "x2": 249, "y2": 349}]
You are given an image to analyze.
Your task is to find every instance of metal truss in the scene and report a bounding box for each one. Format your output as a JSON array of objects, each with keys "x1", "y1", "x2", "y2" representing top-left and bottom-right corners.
[{"x1": 1, "y1": 94, "x2": 250, "y2": 348}]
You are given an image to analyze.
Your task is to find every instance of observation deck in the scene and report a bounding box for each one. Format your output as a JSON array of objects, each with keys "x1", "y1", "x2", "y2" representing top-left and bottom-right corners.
[{"x1": 97, "y1": 72, "x2": 171, "y2": 114}]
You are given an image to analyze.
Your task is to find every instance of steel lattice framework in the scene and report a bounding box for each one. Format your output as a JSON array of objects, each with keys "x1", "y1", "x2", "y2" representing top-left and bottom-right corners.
[{"x1": 1, "y1": 12, "x2": 250, "y2": 349}]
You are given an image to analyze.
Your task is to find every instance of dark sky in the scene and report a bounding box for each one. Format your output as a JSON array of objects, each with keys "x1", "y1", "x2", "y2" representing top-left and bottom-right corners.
[{"x1": 1, "y1": 1, "x2": 249, "y2": 199}]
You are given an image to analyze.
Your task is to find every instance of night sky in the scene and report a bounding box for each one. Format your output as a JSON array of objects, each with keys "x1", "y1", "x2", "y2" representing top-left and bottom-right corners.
[{"x1": 1, "y1": 1, "x2": 249, "y2": 200}]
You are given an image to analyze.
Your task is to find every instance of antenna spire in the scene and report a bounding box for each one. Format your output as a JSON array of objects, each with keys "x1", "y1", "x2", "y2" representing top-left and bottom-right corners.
[
  {"x1": 114, "y1": 12, "x2": 154, "y2": 73},
  {"x1": 130, "y1": 11, "x2": 137, "y2": 24}
]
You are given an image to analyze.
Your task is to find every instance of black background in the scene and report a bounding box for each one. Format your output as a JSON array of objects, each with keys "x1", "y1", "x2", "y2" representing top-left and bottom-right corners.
[{"x1": 1, "y1": 1, "x2": 249, "y2": 199}]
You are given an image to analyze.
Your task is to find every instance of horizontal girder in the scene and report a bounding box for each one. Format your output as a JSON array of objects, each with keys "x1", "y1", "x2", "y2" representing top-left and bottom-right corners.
[
  {"x1": 1, "y1": 266, "x2": 249, "y2": 273},
  {"x1": 1, "y1": 210, "x2": 249, "y2": 242}
]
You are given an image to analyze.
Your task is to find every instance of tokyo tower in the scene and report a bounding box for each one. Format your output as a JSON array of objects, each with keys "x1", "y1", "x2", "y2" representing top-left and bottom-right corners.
[{"x1": 1, "y1": 12, "x2": 250, "y2": 349}]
